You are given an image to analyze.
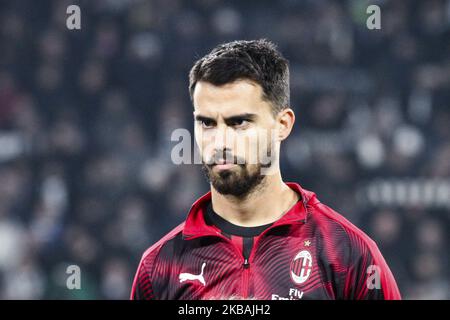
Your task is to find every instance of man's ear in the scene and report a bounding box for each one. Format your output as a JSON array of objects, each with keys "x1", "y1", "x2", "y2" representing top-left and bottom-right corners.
[{"x1": 276, "y1": 108, "x2": 296, "y2": 141}]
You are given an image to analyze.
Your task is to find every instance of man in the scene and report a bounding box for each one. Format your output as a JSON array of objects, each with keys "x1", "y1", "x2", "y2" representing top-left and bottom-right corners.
[{"x1": 131, "y1": 39, "x2": 401, "y2": 300}]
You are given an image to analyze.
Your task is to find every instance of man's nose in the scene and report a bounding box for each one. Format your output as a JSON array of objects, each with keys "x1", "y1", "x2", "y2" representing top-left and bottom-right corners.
[{"x1": 214, "y1": 125, "x2": 234, "y2": 151}]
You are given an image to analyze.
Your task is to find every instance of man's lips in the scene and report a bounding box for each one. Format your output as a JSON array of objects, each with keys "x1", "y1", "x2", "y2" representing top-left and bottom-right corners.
[
  {"x1": 210, "y1": 159, "x2": 239, "y2": 170},
  {"x1": 213, "y1": 163, "x2": 237, "y2": 170},
  {"x1": 214, "y1": 159, "x2": 234, "y2": 165}
]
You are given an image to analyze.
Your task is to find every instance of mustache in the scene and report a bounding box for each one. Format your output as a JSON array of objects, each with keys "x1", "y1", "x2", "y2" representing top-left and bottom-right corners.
[{"x1": 204, "y1": 150, "x2": 246, "y2": 166}]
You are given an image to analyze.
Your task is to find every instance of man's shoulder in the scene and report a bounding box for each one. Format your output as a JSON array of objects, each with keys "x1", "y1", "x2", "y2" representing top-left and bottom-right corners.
[
  {"x1": 307, "y1": 197, "x2": 401, "y2": 300},
  {"x1": 140, "y1": 222, "x2": 186, "y2": 264},
  {"x1": 308, "y1": 198, "x2": 379, "y2": 255}
]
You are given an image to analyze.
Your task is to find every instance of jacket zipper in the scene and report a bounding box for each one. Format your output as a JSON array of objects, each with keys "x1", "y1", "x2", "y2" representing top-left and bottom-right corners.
[
  {"x1": 212, "y1": 232, "x2": 250, "y2": 298},
  {"x1": 242, "y1": 258, "x2": 250, "y2": 299},
  {"x1": 205, "y1": 232, "x2": 251, "y2": 299}
]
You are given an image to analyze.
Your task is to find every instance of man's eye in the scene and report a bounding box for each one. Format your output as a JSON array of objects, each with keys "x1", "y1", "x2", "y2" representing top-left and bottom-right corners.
[
  {"x1": 231, "y1": 119, "x2": 250, "y2": 128},
  {"x1": 199, "y1": 120, "x2": 215, "y2": 128}
]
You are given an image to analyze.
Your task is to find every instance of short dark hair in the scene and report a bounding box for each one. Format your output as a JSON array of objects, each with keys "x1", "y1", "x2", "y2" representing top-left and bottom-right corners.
[{"x1": 189, "y1": 39, "x2": 290, "y2": 115}]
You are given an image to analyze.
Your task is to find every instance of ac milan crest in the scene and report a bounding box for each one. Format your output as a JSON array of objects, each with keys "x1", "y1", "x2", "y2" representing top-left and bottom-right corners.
[{"x1": 290, "y1": 250, "x2": 313, "y2": 285}]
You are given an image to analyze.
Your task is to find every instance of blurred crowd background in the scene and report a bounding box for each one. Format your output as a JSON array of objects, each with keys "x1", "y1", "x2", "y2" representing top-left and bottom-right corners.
[{"x1": 0, "y1": 0, "x2": 449, "y2": 299}]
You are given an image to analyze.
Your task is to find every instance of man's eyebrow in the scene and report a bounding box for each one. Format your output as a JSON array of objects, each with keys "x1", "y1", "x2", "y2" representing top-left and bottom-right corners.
[
  {"x1": 224, "y1": 113, "x2": 258, "y2": 122},
  {"x1": 194, "y1": 113, "x2": 257, "y2": 122},
  {"x1": 194, "y1": 114, "x2": 216, "y2": 122}
]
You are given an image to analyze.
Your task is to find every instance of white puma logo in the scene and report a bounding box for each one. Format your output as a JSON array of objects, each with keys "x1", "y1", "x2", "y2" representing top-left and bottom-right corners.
[{"x1": 179, "y1": 262, "x2": 206, "y2": 286}]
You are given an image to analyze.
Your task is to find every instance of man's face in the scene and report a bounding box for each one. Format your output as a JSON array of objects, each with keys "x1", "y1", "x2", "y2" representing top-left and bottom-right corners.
[{"x1": 193, "y1": 79, "x2": 279, "y2": 197}]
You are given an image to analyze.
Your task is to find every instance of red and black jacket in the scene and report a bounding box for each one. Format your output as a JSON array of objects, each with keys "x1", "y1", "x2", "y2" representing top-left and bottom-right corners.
[{"x1": 131, "y1": 183, "x2": 401, "y2": 300}]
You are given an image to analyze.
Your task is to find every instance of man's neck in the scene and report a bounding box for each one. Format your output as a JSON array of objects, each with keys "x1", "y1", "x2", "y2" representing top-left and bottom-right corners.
[{"x1": 210, "y1": 172, "x2": 300, "y2": 227}]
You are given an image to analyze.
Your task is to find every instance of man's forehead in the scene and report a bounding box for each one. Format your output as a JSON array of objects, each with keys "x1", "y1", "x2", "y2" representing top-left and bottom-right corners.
[{"x1": 193, "y1": 80, "x2": 271, "y2": 117}]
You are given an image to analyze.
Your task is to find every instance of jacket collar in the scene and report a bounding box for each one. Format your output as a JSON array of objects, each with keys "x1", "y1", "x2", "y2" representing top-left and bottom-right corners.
[{"x1": 182, "y1": 182, "x2": 317, "y2": 240}]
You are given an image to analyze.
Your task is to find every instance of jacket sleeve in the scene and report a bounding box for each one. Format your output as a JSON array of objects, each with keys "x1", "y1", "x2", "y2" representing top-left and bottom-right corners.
[
  {"x1": 130, "y1": 245, "x2": 162, "y2": 300},
  {"x1": 343, "y1": 232, "x2": 401, "y2": 300}
]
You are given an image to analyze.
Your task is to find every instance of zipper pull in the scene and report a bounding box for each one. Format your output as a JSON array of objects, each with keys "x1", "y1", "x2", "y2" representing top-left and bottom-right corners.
[{"x1": 243, "y1": 258, "x2": 250, "y2": 269}]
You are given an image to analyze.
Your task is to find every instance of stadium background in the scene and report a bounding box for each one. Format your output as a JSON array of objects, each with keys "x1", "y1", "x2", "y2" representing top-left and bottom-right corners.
[{"x1": 0, "y1": 0, "x2": 449, "y2": 299}]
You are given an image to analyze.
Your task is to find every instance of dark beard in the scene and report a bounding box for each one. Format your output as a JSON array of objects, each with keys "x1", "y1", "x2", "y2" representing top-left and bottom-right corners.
[
  {"x1": 201, "y1": 163, "x2": 266, "y2": 198},
  {"x1": 201, "y1": 146, "x2": 275, "y2": 198}
]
